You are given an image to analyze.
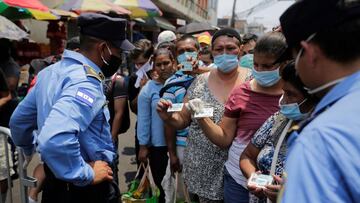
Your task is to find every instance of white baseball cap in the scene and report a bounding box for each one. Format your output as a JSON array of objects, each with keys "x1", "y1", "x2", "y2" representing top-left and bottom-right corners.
[{"x1": 157, "y1": 30, "x2": 176, "y2": 44}]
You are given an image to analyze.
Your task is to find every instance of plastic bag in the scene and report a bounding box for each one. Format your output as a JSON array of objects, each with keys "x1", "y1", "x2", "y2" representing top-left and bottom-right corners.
[{"x1": 121, "y1": 162, "x2": 160, "y2": 203}]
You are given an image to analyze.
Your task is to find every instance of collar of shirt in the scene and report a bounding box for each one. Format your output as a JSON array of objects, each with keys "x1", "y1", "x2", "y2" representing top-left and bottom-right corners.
[
  {"x1": 62, "y1": 49, "x2": 102, "y2": 75},
  {"x1": 313, "y1": 70, "x2": 360, "y2": 115}
]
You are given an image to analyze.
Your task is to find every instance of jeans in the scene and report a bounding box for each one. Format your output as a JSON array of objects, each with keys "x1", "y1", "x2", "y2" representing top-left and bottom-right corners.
[{"x1": 224, "y1": 167, "x2": 249, "y2": 203}]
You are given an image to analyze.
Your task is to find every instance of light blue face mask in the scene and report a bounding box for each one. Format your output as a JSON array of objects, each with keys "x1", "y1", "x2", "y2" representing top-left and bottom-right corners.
[
  {"x1": 177, "y1": 52, "x2": 198, "y2": 64},
  {"x1": 214, "y1": 54, "x2": 239, "y2": 73},
  {"x1": 280, "y1": 98, "x2": 309, "y2": 121},
  {"x1": 239, "y1": 54, "x2": 254, "y2": 69},
  {"x1": 252, "y1": 67, "x2": 280, "y2": 87}
]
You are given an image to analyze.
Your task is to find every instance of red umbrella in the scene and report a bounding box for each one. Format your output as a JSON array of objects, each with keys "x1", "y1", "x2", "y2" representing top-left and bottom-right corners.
[{"x1": 2, "y1": 0, "x2": 49, "y2": 11}]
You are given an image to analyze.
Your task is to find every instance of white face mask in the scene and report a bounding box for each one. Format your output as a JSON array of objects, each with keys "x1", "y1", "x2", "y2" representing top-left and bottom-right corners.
[{"x1": 304, "y1": 77, "x2": 347, "y2": 94}]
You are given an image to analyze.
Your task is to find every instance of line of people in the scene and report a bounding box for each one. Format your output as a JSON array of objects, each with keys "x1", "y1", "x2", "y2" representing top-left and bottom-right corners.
[{"x1": 6, "y1": 0, "x2": 360, "y2": 202}]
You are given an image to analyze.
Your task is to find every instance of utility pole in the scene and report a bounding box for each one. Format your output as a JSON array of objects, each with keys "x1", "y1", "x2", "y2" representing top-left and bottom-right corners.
[{"x1": 230, "y1": 0, "x2": 237, "y2": 28}]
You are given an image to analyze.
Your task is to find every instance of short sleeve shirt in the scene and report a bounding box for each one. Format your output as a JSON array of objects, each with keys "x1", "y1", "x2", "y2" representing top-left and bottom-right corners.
[
  {"x1": 224, "y1": 80, "x2": 282, "y2": 186},
  {"x1": 103, "y1": 73, "x2": 128, "y2": 128}
]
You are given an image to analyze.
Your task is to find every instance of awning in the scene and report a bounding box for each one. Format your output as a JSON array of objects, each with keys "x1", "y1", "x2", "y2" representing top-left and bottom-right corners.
[{"x1": 143, "y1": 16, "x2": 175, "y2": 31}]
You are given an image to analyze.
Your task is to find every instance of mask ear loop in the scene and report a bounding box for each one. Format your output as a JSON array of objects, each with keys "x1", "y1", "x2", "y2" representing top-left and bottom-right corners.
[
  {"x1": 101, "y1": 43, "x2": 112, "y2": 66},
  {"x1": 298, "y1": 98, "x2": 308, "y2": 107}
]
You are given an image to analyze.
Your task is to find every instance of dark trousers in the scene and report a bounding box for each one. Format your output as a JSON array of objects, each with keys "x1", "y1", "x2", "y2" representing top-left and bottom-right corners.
[
  {"x1": 148, "y1": 146, "x2": 168, "y2": 203},
  {"x1": 42, "y1": 163, "x2": 120, "y2": 203}
]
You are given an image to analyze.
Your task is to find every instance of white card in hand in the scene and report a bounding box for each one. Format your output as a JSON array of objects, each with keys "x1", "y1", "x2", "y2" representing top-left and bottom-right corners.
[
  {"x1": 167, "y1": 103, "x2": 184, "y2": 112},
  {"x1": 194, "y1": 107, "x2": 214, "y2": 118},
  {"x1": 180, "y1": 62, "x2": 193, "y2": 71},
  {"x1": 248, "y1": 173, "x2": 273, "y2": 189}
]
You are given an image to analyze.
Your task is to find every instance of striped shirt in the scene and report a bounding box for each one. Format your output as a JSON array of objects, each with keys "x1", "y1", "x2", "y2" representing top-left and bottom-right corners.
[{"x1": 161, "y1": 71, "x2": 195, "y2": 147}]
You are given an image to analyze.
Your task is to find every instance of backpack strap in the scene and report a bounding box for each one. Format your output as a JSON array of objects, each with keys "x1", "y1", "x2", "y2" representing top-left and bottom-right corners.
[{"x1": 159, "y1": 77, "x2": 195, "y2": 98}]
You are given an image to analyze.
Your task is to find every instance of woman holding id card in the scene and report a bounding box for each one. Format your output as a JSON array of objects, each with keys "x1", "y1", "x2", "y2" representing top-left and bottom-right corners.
[
  {"x1": 157, "y1": 28, "x2": 250, "y2": 203},
  {"x1": 239, "y1": 62, "x2": 316, "y2": 203}
]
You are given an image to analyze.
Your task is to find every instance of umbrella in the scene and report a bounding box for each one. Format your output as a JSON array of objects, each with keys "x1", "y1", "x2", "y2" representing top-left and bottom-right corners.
[
  {"x1": 112, "y1": 0, "x2": 162, "y2": 18},
  {"x1": 0, "y1": 0, "x2": 58, "y2": 20},
  {"x1": 58, "y1": 0, "x2": 131, "y2": 15},
  {"x1": 0, "y1": 15, "x2": 28, "y2": 40},
  {"x1": 177, "y1": 22, "x2": 217, "y2": 34}
]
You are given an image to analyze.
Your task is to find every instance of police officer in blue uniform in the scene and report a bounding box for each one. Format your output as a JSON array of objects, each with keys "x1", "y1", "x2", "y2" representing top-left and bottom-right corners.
[{"x1": 9, "y1": 13, "x2": 134, "y2": 203}]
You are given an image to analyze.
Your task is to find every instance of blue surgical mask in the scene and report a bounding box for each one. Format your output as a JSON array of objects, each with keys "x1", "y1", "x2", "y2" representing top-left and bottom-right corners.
[
  {"x1": 239, "y1": 54, "x2": 254, "y2": 69},
  {"x1": 252, "y1": 67, "x2": 280, "y2": 87},
  {"x1": 177, "y1": 52, "x2": 198, "y2": 64},
  {"x1": 214, "y1": 54, "x2": 239, "y2": 73},
  {"x1": 280, "y1": 98, "x2": 309, "y2": 121}
]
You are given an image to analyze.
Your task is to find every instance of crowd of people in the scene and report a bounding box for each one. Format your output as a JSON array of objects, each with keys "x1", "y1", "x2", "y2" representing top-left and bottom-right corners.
[{"x1": 1, "y1": 0, "x2": 360, "y2": 202}]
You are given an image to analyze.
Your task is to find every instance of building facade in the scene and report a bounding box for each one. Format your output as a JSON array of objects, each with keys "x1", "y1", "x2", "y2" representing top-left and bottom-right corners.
[{"x1": 153, "y1": 0, "x2": 218, "y2": 26}]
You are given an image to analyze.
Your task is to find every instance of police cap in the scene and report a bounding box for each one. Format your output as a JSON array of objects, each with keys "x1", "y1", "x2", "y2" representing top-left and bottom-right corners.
[{"x1": 77, "y1": 13, "x2": 135, "y2": 51}]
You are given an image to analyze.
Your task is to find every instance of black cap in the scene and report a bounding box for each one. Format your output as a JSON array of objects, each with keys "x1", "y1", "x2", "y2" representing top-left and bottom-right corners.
[
  {"x1": 77, "y1": 13, "x2": 135, "y2": 51},
  {"x1": 280, "y1": 0, "x2": 360, "y2": 56},
  {"x1": 211, "y1": 28, "x2": 242, "y2": 45}
]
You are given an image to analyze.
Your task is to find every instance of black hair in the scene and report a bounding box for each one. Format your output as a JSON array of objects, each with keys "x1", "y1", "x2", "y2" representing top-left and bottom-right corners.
[
  {"x1": 199, "y1": 46, "x2": 213, "y2": 60},
  {"x1": 79, "y1": 34, "x2": 103, "y2": 50},
  {"x1": 242, "y1": 33, "x2": 258, "y2": 44},
  {"x1": 281, "y1": 61, "x2": 308, "y2": 97},
  {"x1": 129, "y1": 39, "x2": 154, "y2": 60},
  {"x1": 254, "y1": 31, "x2": 287, "y2": 61},
  {"x1": 176, "y1": 34, "x2": 200, "y2": 50},
  {"x1": 66, "y1": 36, "x2": 80, "y2": 50},
  {"x1": 211, "y1": 28, "x2": 242, "y2": 47},
  {"x1": 152, "y1": 48, "x2": 175, "y2": 64},
  {"x1": 157, "y1": 41, "x2": 176, "y2": 58},
  {"x1": 311, "y1": 18, "x2": 360, "y2": 64}
]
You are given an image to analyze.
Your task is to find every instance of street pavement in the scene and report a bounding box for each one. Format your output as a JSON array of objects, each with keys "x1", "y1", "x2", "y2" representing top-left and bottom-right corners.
[{"x1": 8, "y1": 113, "x2": 138, "y2": 203}]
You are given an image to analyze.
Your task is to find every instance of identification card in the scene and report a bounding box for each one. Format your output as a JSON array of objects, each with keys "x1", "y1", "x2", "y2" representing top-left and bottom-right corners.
[
  {"x1": 167, "y1": 103, "x2": 184, "y2": 112},
  {"x1": 194, "y1": 107, "x2": 214, "y2": 118},
  {"x1": 181, "y1": 62, "x2": 193, "y2": 71},
  {"x1": 248, "y1": 173, "x2": 273, "y2": 189}
]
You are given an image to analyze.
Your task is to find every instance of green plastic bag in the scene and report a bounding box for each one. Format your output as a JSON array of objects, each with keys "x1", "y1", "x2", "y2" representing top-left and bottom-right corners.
[{"x1": 121, "y1": 162, "x2": 160, "y2": 203}]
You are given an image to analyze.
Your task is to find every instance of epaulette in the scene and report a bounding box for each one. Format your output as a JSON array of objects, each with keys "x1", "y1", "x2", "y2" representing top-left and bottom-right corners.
[{"x1": 83, "y1": 64, "x2": 104, "y2": 82}]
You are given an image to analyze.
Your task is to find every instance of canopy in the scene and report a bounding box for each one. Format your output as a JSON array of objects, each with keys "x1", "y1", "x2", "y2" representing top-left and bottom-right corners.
[
  {"x1": 58, "y1": 0, "x2": 131, "y2": 15},
  {"x1": 0, "y1": 0, "x2": 59, "y2": 20},
  {"x1": 0, "y1": 15, "x2": 28, "y2": 40},
  {"x1": 177, "y1": 22, "x2": 217, "y2": 34},
  {"x1": 112, "y1": 0, "x2": 162, "y2": 18}
]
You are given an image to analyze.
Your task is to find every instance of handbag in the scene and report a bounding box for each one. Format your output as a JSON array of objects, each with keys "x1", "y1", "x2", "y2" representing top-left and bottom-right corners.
[{"x1": 121, "y1": 161, "x2": 160, "y2": 203}]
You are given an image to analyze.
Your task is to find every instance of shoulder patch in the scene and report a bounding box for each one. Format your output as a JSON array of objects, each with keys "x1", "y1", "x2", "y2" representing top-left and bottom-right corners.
[
  {"x1": 76, "y1": 88, "x2": 95, "y2": 107},
  {"x1": 83, "y1": 64, "x2": 104, "y2": 82}
]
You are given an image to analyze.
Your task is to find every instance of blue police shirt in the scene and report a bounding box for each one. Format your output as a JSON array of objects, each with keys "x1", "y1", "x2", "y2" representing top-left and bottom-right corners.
[
  {"x1": 9, "y1": 50, "x2": 115, "y2": 187},
  {"x1": 282, "y1": 70, "x2": 360, "y2": 203}
]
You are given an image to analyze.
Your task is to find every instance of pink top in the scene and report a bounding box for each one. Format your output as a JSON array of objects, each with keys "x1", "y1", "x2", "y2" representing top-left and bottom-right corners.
[
  {"x1": 224, "y1": 80, "x2": 281, "y2": 186},
  {"x1": 224, "y1": 81, "x2": 281, "y2": 142}
]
